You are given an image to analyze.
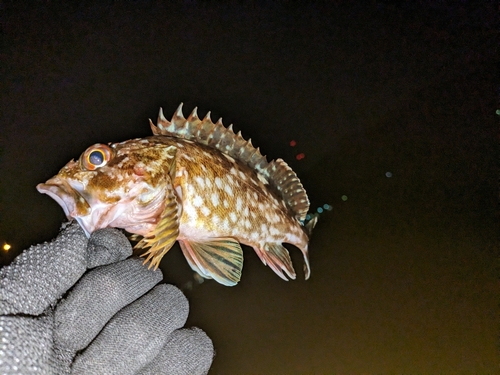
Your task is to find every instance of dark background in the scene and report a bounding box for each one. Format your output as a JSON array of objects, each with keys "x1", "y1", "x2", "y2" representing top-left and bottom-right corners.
[{"x1": 1, "y1": 1, "x2": 497, "y2": 373}]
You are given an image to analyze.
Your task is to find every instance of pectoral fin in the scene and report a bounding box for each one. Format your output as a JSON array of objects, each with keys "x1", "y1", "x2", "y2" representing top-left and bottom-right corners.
[
  {"x1": 178, "y1": 238, "x2": 243, "y2": 286},
  {"x1": 136, "y1": 184, "x2": 180, "y2": 270}
]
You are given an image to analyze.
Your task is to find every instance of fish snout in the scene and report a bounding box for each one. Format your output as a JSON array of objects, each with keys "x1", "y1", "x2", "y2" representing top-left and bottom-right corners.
[{"x1": 37, "y1": 177, "x2": 91, "y2": 218}]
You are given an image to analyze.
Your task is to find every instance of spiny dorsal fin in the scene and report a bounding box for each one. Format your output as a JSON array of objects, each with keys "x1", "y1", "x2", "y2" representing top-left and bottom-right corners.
[
  {"x1": 153, "y1": 103, "x2": 270, "y2": 174},
  {"x1": 152, "y1": 103, "x2": 310, "y2": 220}
]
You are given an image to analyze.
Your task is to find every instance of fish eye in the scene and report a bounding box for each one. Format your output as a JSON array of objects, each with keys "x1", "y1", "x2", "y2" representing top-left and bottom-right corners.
[
  {"x1": 81, "y1": 144, "x2": 113, "y2": 170},
  {"x1": 89, "y1": 151, "x2": 104, "y2": 165}
]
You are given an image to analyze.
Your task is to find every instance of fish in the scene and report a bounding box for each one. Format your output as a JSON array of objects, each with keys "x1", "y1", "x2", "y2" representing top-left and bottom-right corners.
[{"x1": 37, "y1": 104, "x2": 317, "y2": 286}]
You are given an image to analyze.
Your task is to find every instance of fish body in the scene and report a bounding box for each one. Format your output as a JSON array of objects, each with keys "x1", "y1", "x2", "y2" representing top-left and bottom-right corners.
[{"x1": 37, "y1": 104, "x2": 316, "y2": 286}]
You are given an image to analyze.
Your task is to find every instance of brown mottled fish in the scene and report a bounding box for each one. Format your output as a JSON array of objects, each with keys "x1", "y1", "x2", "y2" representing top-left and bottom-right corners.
[{"x1": 37, "y1": 104, "x2": 317, "y2": 286}]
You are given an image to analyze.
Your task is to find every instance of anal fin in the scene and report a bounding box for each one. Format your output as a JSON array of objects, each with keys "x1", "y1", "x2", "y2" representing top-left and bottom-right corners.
[
  {"x1": 253, "y1": 243, "x2": 296, "y2": 281},
  {"x1": 178, "y1": 238, "x2": 243, "y2": 286}
]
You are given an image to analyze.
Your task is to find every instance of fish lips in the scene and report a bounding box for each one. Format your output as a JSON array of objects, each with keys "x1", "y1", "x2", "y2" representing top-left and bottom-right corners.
[{"x1": 37, "y1": 177, "x2": 91, "y2": 221}]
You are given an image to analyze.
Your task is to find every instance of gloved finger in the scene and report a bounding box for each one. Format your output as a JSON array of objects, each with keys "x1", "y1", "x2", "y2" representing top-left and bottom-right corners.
[
  {"x1": 0, "y1": 314, "x2": 56, "y2": 375},
  {"x1": 55, "y1": 258, "x2": 163, "y2": 352},
  {"x1": 71, "y1": 284, "x2": 189, "y2": 375},
  {"x1": 86, "y1": 227, "x2": 133, "y2": 268},
  {"x1": 0, "y1": 222, "x2": 88, "y2": 315},
  {"x1": 137, "y1": 328, "x2": 214, "y2": 375}
]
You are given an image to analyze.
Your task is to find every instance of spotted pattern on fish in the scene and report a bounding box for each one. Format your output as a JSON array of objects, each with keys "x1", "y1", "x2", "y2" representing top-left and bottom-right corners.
[{"x1": 37, "y1": 104, "x2": 317, "y2": 286}]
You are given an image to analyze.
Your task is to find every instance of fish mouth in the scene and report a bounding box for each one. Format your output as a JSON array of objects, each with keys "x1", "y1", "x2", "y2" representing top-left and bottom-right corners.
[
  {"x1": 37, "y1": 176, "x2": 166, "y2": 238},
  {"x1": 37, "y1": 177, "x2": 92, "y2": 230}
]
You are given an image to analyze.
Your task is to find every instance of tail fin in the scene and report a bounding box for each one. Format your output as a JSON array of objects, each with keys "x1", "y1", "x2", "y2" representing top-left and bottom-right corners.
[{"x1": 297, "y1": 214, "x2": 318, "y2": 280}]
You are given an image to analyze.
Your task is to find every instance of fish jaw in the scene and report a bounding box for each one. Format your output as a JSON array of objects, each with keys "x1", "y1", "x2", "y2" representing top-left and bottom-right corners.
[
  {"x1": 36, "y1": 175, "x2": 123, "y2": 237},
  {"x1": 38, "y1": 174, "x2": 171, "y2": 237},
  {"x1": 37, "y1": 176, "x2": 92, "y2": 231}
]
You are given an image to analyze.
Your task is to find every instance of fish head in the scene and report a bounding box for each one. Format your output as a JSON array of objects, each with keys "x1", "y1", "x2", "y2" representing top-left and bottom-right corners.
[{"x1": 37, "y1": 139, "x2": 178, "y2": 237}]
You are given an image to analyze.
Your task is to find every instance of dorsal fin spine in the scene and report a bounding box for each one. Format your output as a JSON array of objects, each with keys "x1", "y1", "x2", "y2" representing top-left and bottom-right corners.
[
  {"x1": 159, "y1": 107, "x2": 168, "y2": 122},
  {"x1": 174, "y1": 103, "x2": 185, "y2": 120},
  {"x1": 187, "y1": 107, "x2": 199, "y2": 121},
  {"x1": 149, "y1": 119, "x2": 160, "y2": 135}
]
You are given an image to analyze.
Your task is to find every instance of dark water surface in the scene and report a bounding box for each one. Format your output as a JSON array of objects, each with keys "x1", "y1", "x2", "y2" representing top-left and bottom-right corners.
[{"x1": 1, "y1": 1, "x2": 497, "y2": 373}]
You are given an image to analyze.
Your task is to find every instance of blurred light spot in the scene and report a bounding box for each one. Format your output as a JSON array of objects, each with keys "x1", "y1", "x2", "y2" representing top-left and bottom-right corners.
[
  {"x1": 323, "y1": 203, "x2": 332, "y2": 211},
  {"x1": 296, "y1": 153, "x2": 305, "y2": 160},
  {"x1": 496, "y1": 109, "x2": 500, "y2": 115},
  {"x1": 183, "y1": 281, "x2": 193, "y2": 291},
  {"x1": 385, "y1": 171, "x2": 392, "y2": 178},
  {"x1": 317, "y1": 207, "x2": 323, "y2": 213},
  {"x1": 306, "y1": 214, "x2": 311, "y2": 220},
  {"x1": 3, "y1": 243, "x2": 11, "y2": 251},
  {"x1": 194, "y1": 273, "x2": 205, "y2": 284},
  {"x1": 290, "y1": 140, "x2": 297, "y2": 147},
  {"x1": 341, "y1": 195, "x2": 348, "y2": 201}
]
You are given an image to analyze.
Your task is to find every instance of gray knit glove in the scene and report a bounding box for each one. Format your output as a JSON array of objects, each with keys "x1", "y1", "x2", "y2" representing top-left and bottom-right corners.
[{"x1": 0, "y1": 222, "x2": 214, "y2": 375}]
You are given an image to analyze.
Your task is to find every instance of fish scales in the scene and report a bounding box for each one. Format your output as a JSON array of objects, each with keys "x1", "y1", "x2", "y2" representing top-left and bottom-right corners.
[{"x1": 37, "y1": 104, "x2": 317, "y2": 286}]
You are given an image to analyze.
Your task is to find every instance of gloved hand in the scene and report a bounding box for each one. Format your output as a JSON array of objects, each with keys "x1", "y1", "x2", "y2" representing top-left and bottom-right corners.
[{"x1": 0, "y1": 222, "x2": 214, "y2": 375}]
